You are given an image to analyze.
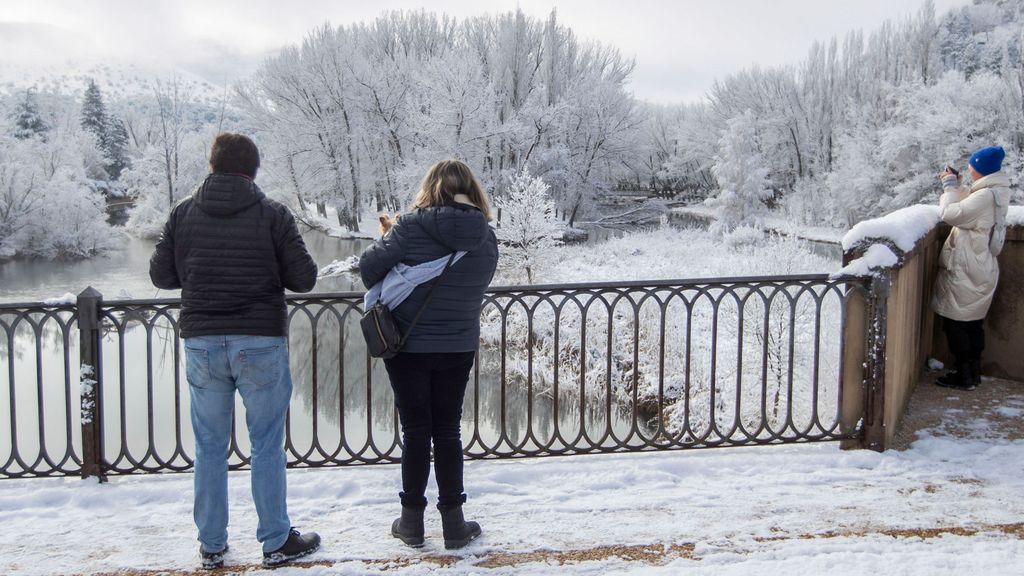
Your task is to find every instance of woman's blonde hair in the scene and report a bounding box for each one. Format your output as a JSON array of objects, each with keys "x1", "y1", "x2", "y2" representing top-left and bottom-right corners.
[{"x1": 411, "y1": 160, "x2": 493, "y2": 221}]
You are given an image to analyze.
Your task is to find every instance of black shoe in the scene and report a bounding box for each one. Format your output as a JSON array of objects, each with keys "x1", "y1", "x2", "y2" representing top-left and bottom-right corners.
[
  {"x1": 199, "y1": 544, "x2": 228, "y2": 570},
  {"x1": 392, "y1": 505, "x2": 426, "y2": 547},
  {"x1": 438, "y1": 505, "x2": 481, "y2": 550},
  {"x1": 936, "y1": 365, "x2": 976, "y2": 391},
  {"x1": 262, "y1": 528, "x2": 320, "y2": 568}
]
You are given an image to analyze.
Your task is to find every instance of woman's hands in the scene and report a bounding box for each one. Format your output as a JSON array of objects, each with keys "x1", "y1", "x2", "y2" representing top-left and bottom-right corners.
[{"x1": 940, "y1": 166, "x2": 961, "y2": 189}]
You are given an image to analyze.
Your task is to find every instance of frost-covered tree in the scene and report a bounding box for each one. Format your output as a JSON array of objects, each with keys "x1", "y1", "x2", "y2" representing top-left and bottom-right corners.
[
  {"x1": 0, "y1": 108, "x2": 116, "y2": 259},
  {"x1": 12, "y1": 90, "x2": 48, "y2": 141},
  {"x1": 80, "y1": 79, "x2": 130, "y2": 181},
  {"x1": 123, "y1": 127, "x2": 213, "y2": 238},
  {"x1": 80, "y1": 80, "x2": 108, "y2": 143},
  {"x1": 495, "y1": 168, "x2": 561, "y2": 284},
  {"x1": 104, "y1": 117, "x2": 130, "y2": 181},
  {"x1": 656, "y1": 0, "x2": 1023, "y2": 228},
  {"x1": 706, "y1": 111, "x2": 772, "y2": 236},
  {"x1": 241, "y1": 9, "x2": 639, "y2": 232}
]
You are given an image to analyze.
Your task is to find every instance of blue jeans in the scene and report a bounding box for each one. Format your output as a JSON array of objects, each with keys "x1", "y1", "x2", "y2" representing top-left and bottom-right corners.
[{"x1": 185, "y1": 335, "x2": 293, "y2": 553}]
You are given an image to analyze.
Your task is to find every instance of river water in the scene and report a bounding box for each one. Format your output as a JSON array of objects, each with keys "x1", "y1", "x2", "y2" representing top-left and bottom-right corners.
[
  {"x1": 0, "y1": 231, "x2": 367, "y2": 304},
  {"x1": 0, "y1": 228, "x2": 646, "y2": 475}
]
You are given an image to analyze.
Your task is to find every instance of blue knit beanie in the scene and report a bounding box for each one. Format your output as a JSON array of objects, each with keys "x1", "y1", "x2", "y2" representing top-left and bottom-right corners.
[{"x1": 969, "y1": 146, "x2": 1004, "y2": 176}]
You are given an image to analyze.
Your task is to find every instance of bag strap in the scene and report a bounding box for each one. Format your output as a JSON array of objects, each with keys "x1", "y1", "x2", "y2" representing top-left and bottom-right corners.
[{"x1": 397, "y1": 252, "x2": 458, "y2": 348}]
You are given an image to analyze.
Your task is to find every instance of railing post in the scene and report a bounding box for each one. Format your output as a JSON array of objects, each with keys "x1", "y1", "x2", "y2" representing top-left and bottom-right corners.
[
  {"x1": 862, "y1": 271, "x2": 890, "y2": 452},
  {"x1": 78, "y1": 287, "x2": 106, "y2": 482}
]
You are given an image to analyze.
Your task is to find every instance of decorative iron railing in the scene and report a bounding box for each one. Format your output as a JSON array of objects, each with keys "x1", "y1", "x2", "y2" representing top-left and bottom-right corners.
[{"x1": 1, "y1": 273, "x2": 876, "y2": 480}]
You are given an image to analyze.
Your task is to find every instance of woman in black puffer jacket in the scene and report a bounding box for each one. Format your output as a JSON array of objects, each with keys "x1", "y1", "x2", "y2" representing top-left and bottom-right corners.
[{"x1": 359, "y1": 160, "x2": 498, "y2": 550}]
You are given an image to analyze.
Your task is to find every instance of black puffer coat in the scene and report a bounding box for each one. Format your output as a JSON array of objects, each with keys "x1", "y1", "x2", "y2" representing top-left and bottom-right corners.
[
  {"x1": 149, "y1": 173, "x2": 318, "y2": 338},
  {"x1": 359, "y1": 201, "x2": 498, "y2": 353}
]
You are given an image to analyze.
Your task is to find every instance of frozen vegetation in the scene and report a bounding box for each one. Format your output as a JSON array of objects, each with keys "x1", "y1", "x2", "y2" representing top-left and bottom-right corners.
[{"x1": 483, "y1": 225, "x2": 841, "y2": 434}]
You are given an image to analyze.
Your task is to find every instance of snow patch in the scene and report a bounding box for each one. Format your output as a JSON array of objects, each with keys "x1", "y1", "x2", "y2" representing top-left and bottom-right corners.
[
  {"x1": 318, "y1": 256, "x2": 360, "y2": 278},
  {"x1": 43, "y1": 292, "x2": 77, "y2": 306},
  {"x1": 79, "y1": 364, "x2": 97, "y2": 424}
]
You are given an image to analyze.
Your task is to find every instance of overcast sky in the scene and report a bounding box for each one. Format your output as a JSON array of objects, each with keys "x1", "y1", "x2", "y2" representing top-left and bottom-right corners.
[{"x1": 0, "y1": 0, "x2": 971, "y2": 103}]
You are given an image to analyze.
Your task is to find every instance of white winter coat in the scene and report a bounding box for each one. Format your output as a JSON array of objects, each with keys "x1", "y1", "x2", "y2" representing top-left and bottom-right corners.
[{"x1": 931, "y1": 171, "x2": 1012, "y2": 321}]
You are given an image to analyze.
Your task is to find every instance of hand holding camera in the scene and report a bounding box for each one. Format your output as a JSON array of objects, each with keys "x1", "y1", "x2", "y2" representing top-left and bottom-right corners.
[{"x1": 939, "y1": 165, "x2": 961, "y2": 189}]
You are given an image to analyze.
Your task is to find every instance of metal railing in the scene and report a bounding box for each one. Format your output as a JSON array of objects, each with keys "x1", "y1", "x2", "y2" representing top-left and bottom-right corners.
[{"x1": 1, "y1": 273, "x2": 874, "y2": 479}]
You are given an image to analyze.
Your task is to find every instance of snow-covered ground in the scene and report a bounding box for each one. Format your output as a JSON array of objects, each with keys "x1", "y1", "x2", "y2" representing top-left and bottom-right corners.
[{"x1": 3, "y1": 391, "x2": 1022, "y2": 575}]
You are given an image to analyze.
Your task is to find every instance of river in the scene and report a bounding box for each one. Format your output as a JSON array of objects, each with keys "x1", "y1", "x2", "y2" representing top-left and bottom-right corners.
[{"x1": 0, "y1": 231, "x2": 368, "y2": 304}]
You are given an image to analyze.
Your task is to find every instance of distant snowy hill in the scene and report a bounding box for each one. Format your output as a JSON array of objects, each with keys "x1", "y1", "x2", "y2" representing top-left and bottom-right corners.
[{"x1": 0, "y1": 21, "x2": 258, "y2": 104}]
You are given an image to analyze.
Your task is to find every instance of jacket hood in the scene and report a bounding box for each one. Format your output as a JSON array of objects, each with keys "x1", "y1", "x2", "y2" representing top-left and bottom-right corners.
[
  {"x1": 193, "y1": 173, "x2": 265, "y2": 217},
  {"x1": 970, "y1": 171, "x2": 1010, "y2": 193},
  {"x1": 406, "y1": 203, "x2": 491, "y2": 252}
]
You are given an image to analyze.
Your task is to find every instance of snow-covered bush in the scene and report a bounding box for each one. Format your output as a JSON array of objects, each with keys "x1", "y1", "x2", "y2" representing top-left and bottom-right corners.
[{"x1": 495, "y1": 168, "x2": 563, "y2": 284}]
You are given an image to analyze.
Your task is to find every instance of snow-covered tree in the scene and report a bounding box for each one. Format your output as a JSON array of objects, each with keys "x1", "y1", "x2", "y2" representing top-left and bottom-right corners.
[
  {"x1": 495, "y1": 168, "x2": 562, "y2": 284},
  {"x1": 706, "y1": 111, "x2": 772, "y2": 236},
  {"x1": 123, "y1": 127, "x2": 213, "y2": 238},
  {"x1": 80, "y1": 80, "x2": 108, "y2": 142},
  {"x1": 12, "y1": 90, "x2": 48, "y2": 141},
  {"x1": 0, "y1": 110, "x2": 116, "y2": 259}
]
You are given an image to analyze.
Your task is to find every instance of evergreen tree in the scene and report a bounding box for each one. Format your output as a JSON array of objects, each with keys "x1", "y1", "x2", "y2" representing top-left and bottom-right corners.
[
  {"x1": 13, "y1": 89, "x2": 48, "y2": 140},
  {"x1": 104, "y1": 117, "x2": 130, "y2": 180},
  {"x1": 80, "y1": 79, "x2": 131, "y2": 180},
  {"x1": 80, "y1": 79, "x2": 108, "y2": 141}
]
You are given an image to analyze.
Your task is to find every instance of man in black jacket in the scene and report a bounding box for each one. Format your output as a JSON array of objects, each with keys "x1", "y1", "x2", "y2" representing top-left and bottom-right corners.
[{"x1": 150, "y1": 133, "x2": 320, "y2": 570}]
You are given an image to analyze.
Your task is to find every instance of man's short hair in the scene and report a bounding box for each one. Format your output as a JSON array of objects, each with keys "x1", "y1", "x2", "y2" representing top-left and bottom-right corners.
[{"x1": 209, "y1": 133, "x2": 260, "y2": 178}]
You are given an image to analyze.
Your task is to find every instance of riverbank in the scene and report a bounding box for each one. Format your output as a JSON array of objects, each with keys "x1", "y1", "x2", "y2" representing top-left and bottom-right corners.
[{"x1": 3, "y1": 397, "x2": 1021, "y2": 575}]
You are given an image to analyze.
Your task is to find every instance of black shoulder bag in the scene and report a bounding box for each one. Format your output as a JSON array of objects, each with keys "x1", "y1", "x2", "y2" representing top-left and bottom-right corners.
[{"x1": 360, "y1": 253, "x2": 457, "y2": 359}]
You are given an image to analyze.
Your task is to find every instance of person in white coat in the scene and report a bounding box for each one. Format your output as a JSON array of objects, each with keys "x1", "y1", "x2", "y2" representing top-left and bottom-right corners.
[{"x1": 932, "y1": 146, "x2": 1012, "y2": 390}]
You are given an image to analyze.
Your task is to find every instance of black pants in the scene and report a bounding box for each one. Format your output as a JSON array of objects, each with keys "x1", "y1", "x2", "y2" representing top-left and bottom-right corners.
[
  {"x1": 383, "y1": 350, "x2": 475, "y2": 508},
  {"x1": 942, "y1": 316, "x2": 985, "y2": 365}
]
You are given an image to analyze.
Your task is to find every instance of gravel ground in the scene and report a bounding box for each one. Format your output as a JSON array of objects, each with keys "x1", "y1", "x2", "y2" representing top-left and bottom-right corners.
[{"x1": 892, "y1": 371, "x2": 1024, "y2": 450}]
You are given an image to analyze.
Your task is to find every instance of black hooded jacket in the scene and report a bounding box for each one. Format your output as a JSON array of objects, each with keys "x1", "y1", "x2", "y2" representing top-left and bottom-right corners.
[
  {"x1": 359, "y1": 201, "x2": 498, "y2": 353},
  {"x1": 149, "y1": 173, "x2": 318, "y2": 338}
]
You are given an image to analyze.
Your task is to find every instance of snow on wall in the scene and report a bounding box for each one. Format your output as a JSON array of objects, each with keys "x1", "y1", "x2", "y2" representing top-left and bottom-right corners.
[
  {"x1": 841, "y1": 205, "x2": 941, "y2": 252},
  {"x1": 1008, "y1": 206, "x2": 1024, "y2": 227},
  {"x1": 831, "y1": 244, "x2": 899, "y2": 278}
]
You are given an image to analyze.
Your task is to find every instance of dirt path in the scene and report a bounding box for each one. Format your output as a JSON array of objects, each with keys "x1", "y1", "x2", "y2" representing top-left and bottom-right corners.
[
  {"x1": 892, "y1": 373, "x2": 1024, "y2": 450},
  {"x1": 81, "y1": 522, "x2": 1024, "y2": 575}
]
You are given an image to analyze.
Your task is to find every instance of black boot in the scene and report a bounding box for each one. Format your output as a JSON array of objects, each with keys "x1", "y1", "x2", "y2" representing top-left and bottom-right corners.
[
  {"x1": 970, "y1": 359, "x2": 983, "y2": 388},
  {"x1": 936, "y1": 362, "x2": 975, "y2": 391},
  {"x1": 438, "y1": 505, "x2": 481, "y2": 550},
  {"x1": 391, "y1": 505, "x2": 425, "y2": 547}
]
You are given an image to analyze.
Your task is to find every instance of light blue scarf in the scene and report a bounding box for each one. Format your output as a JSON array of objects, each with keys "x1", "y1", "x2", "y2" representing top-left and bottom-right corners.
[{"x1": 364, "y1": 252, "x2": 466, "y2": 310}]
